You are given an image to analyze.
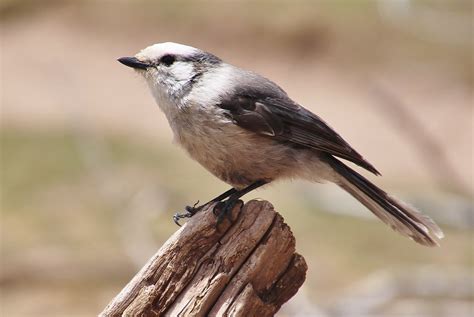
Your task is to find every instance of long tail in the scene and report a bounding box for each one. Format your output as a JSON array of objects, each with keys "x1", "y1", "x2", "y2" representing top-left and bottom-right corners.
[{"x1": 324, "y1": 156, "x2": 444, "y2": 247}]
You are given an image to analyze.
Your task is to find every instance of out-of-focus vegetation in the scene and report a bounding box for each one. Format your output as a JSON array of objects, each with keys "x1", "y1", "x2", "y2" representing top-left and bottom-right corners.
[
  {"x1": 1, "y1": 128, "x2": 472, "y2": 315},
  {"x1": 1, "y1": 0, "x2": 472, "y2": 316},
  {"x1": 1, "y1": 0, "x2": 472, "y2": 77}
]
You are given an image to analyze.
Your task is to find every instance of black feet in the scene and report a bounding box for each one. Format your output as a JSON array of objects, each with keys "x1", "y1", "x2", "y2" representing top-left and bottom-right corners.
[
  {"x1": 213, "y1": 198, "x2": 242, "y2": 226},
  {"x1": 173, "y1": 201, "x2": 200, "y2": 226},
  {"x1": 172, "y1": 198, "x2": 241, "y2": 227},
  {"x1": 172, "y1": 181, "x2": 267, "y2": 227}
]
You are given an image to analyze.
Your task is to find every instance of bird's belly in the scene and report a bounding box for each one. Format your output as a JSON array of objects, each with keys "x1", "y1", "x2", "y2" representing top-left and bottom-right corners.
[{"x1": 175, "y1": 121, "x2": 297, "y2": 189}]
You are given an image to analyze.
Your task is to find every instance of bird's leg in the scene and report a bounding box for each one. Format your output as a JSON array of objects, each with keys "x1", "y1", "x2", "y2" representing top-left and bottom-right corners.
[
  {"x1": 173, "y1": 188, "x2": 238, "y2": 226},
  {"x1": 214, "y1": 180, "x2": 267, "y2": 225}
]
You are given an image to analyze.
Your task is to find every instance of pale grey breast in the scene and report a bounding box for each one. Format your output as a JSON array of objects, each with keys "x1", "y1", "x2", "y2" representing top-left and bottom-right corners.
[{"x1": 173, "y1": 105, "x2": 300, "y2": 188}]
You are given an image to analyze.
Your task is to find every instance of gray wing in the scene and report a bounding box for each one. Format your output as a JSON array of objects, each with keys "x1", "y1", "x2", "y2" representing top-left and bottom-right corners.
[{"x1": 217, "y1": 86, "x2": 380, "y2": 175}]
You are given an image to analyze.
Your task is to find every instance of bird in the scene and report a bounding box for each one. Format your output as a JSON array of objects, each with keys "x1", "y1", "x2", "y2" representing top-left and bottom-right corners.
[{"x1": 118, "y1": 42, "x2": 444, "y2": 247}]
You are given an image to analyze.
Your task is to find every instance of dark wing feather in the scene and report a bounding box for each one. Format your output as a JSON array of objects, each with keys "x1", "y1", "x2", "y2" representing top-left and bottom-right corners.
[{"x1": 218, "y1": 93, "x2": 380, "y2": 175}]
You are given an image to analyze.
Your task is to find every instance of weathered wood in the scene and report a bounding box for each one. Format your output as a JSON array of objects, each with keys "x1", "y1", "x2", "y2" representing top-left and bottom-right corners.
[{"x1": 100, "y1": 200, "x2": 307, "y2": 317}]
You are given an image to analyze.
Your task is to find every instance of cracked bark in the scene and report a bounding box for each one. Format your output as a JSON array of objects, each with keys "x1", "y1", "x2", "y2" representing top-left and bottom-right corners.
[{"x1": 100, "y1": 200, "x2": 307, "y2": 317}]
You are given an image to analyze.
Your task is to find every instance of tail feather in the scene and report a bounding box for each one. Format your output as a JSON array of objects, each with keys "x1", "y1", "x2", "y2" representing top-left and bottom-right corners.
[{"x1": 325, "y1": 156, "x2": 444, "y2": 247}]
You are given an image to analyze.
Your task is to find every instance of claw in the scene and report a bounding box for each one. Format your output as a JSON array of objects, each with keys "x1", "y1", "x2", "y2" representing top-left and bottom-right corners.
[
  {"x1": 212, "y1": 201, "x2": 225, "y2": 216},
  {"x1": 173, "y1": 213, "x2": 183, "y2": 227},
  {"x1": 172, "y1": 201, "x2": 203, "y2": 227},
  {"x1": 173, "y1": 211, "x2": 193, "y2": 226},
  {"x1": 185, "y1": 200, "x2": 200, "y2": 214},
  {"x1": 215, "y1": 199, "x2": 240, "y2": 226}
]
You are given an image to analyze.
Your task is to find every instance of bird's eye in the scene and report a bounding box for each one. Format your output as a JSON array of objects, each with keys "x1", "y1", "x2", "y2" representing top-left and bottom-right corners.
[{"x1": 161, "y1": 54, "x2": 176, "y2": 66}]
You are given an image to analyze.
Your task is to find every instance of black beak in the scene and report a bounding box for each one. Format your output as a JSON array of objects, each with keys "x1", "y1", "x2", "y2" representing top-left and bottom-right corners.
[{"x1": 117, "y1": 56, "x2": 150, "y2": 70}]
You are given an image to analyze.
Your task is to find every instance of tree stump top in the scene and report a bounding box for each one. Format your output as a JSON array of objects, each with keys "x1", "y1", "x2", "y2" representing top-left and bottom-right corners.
[{"x1": 100, "y1": 200, "x2": 307, "y2": 317}]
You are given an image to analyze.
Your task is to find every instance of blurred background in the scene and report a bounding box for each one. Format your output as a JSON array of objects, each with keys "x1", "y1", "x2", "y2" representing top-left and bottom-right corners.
[{"x1": 1, "y1": 0, "x2": 472, "y2": 316}]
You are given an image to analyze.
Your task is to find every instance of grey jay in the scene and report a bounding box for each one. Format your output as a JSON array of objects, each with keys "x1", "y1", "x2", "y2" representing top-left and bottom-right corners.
[{"x1": 118, "y1": 42, "x2": 443, "y2": 247}]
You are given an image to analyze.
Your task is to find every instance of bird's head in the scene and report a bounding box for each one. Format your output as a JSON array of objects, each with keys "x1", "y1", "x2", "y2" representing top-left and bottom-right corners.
[{"x1": 118, "y1": 42, "x2": 222, "y2": 103}]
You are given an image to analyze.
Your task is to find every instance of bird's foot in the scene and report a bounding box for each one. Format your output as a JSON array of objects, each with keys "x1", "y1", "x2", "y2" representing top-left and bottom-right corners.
[
  {"x1": 213, "y1": 198, "x2": 242, "y2": 226},
  {"x1": 173, "y1": 201, "x2": 200, "y2": 226}
]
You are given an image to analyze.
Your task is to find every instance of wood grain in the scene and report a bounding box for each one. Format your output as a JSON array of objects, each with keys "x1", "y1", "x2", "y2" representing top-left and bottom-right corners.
[{"x1": 100, "y1": 200, "x2": 307, "y2": 317}]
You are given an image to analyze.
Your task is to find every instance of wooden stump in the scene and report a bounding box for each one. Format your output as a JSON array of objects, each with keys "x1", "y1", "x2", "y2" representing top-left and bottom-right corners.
[{"x1": 100, "y1": 200, "x2": 307, "y2": 317}]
